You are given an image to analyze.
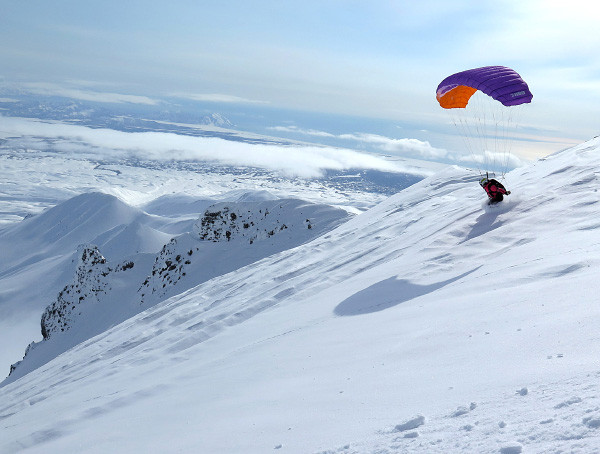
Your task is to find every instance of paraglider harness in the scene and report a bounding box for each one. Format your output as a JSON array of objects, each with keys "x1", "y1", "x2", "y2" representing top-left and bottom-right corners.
[{"x1": 479, "y1": 173, "x2": 510, "y2": 204}]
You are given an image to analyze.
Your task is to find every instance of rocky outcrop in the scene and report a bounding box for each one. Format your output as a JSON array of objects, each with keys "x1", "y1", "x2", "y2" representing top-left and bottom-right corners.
[
  {"x1": 138, "y1": 238, "x2": 194, "y2": 304},
  {"x1": 193, "y1": 201, "x2": 312, "y2": 244},
  {"x1": 8, "y1": 342, "x2": 35, "y2": 377},
  {"x1": 40, "y1": 245, "x2": 134, "y2": 339},
  {"x1": 9, "y1": 244, "x2": 137, "y2": 378}
]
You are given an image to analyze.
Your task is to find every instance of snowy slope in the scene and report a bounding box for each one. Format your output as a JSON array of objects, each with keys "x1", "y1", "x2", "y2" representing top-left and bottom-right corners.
[
  {"x1": 0, "y1": 192, "x2": 144, "y2": 271},
  {"x1": 3, "y1": 196, "x2": 350, "y2": 385},
  {"x1": 2, "y1": 138, "x2": 600, "y2": 453},
  {"x1": 0, "y1": 187, "x2": 349, "y2": 376}
]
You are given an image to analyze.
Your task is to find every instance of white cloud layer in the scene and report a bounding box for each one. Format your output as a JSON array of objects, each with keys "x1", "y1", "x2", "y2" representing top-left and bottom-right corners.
[
  {"x1": 268, "y1": 126, "x2": 335, "y2": 138},
  {"x1": 457, "y1": 150, "x2": 524, "y2": 170},
  {"x1": 0, "y1": 116, "x2": 425, "y2": 179},
  {"x1": 171, "y1": 93, "x2": 269, "y2": 104},
  {"x1": 269, "y1": 125, "x2": 449, "y2": 161},
  {"x1": 339, "y1": 133, "x2": 448, "y2": 160},
  {"x1": 21, "y1": 83, "x2": 158, "y2": 105},
  {"x1": 268, "y1": 124, "x2": 528, "y2": 171}
]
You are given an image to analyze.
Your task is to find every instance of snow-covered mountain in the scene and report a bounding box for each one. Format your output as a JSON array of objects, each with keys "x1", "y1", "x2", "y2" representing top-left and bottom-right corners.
[
  {"x1": 1, "y1": 130, "x2": 426, "y2": 377},
  {"x1": 200, "y1": 113, "x2": 234, "y2": 128},
  {"x1": 2, "y1": 137, "x2": 600, "y2": 453},
  {"x1": 3, "y1": 195, "x2": 350, "y2": 385}
]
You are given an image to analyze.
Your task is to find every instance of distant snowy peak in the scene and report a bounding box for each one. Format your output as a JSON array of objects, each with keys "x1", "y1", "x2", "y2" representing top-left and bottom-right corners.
[
  {"x1": 220, "y1": 189, "x2": 278, "y2": 203},
  {"x1": 193, "y1": 199, "x2": 340, "y2": 244},
  {"x1": 93, "y1": 219, "x2": 172, "y2": 260},
  {"x1": 31, "y1": 192, "x2": 141, "y2": 245},
  {"x1": 200, "y1": 113, "x2": 233, "y2": 128},
  {"x1": 0, "y1": 191, "x2": 143, "y2": 270}
]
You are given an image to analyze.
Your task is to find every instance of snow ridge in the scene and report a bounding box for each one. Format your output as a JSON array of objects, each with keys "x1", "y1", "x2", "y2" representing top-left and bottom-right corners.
[{"x1": 4, "y1": 197, "x2": 350, "y2": 384}]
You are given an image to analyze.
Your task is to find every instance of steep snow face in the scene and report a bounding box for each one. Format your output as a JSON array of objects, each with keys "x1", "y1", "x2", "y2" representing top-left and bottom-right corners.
[
  {"x1": 2, "y1": 138, "x2": 600, "y2": 454},
  {"x1": 0, "y1": 130, "x2": 429, "y2": 390}
]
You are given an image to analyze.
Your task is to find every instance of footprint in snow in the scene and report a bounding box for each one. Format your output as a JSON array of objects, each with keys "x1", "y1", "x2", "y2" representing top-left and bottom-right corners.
[
  {"x1": 403, "y1": 431, "x2": 419, "y2": 439},
  {"x1": 583, "y1": 416, "x2": 600, "y2": 429},
  {"x1": 451, "y1": 402, "x2": 477, "y2": 417},
  {"x1": 499, "y1": 444, "x2": 522, "y2": 454},
  {"x1": 554, "y1": 396, "x2": 582, "y2": 409},
  {"x1": 394, "y1": 415, "x2": 425, "y2": 433}
]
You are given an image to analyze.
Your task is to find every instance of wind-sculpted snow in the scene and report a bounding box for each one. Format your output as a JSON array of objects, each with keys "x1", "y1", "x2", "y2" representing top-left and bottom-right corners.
[{"x1": 2, "y1": 137, "x2": 600, "y2": 453}]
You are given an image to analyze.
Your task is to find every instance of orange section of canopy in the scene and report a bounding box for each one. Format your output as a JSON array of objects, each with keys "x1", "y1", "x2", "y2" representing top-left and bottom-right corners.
[{"x1": 437, "y1": 85, "x2": 478, "y2": 109}]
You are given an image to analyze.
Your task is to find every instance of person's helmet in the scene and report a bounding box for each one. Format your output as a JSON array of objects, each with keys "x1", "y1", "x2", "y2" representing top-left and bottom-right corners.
[{"x1": 479, "y1": 177, "x2": 489, "y2": 187}]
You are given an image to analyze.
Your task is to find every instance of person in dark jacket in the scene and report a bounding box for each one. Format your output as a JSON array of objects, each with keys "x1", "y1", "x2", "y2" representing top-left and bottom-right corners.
[{"x1": 480, "y1": 177, "x2": 511, "y2": 203}]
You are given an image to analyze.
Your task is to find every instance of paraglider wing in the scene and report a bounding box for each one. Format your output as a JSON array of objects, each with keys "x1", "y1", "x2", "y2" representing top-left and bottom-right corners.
[{"x1": 436, "y1": 66, "x2": 533, "y2": 109}]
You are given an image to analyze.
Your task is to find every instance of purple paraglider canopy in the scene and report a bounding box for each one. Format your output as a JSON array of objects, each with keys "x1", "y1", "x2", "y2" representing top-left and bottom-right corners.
[{"x1": 436, "y1": 66, "x2": 533, "y2": 109}]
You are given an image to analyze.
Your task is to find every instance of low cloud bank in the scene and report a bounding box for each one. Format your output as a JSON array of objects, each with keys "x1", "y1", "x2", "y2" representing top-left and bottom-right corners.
[
  {"x1": 269, "y1": 126, "x2": 447, "y2": 160},
  {"x1": 269, "y1": 125, "x2": 336, "y2": 138},
  {"x1": 339, "y1": 133, "x2": 448, "y2": 160},
  {"x1": 457, "y1": 150, "x2": 524, "y2": 169},
  {"x1": 170, "y1": 92, "x2": 269, "y2": 104},
  {"x1": 269, "y1": 125, "x2": 527, "y2": 170},
  {"x1": 20, "y1": 83, "x2": 158, "y2": 105},
  {"x1": 0, "y1": 117, "x2": 428, "y2": 179}
]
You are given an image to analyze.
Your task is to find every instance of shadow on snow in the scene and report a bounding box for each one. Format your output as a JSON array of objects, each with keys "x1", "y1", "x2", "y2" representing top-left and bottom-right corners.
[{"x1": 334, "y1": 267, "x2": 480, "y2": 316}]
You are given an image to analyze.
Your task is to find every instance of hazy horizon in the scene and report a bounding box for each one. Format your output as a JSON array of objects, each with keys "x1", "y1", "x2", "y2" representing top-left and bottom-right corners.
[{"x1": 2, "y1": 1, "x2": 599, "y2": 167}]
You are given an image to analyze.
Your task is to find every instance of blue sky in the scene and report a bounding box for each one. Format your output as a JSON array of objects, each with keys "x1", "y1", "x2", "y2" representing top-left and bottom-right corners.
[{"x1": 1, "y1": 0, "x2": 599, "y2": 163}]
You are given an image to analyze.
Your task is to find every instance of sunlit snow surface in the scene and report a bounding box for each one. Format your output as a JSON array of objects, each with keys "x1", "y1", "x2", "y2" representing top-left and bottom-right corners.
[{"x1": 2, "y1": 130, "x2": 600, "y2": 453}]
